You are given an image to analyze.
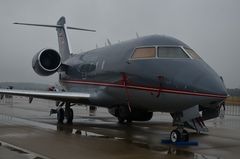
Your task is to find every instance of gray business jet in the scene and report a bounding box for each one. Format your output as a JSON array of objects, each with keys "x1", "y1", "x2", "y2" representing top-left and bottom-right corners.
[{"x1": 0, "y1": 17, "x2": 228, "y2": 142}]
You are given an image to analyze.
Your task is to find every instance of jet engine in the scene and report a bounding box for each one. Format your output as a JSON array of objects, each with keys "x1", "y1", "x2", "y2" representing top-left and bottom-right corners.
[{"x1": 32, "y1": 49, "x2": 61, "y2": 76}]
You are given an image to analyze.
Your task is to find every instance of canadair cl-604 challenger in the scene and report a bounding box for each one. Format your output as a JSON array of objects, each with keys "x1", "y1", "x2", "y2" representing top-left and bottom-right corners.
[{"x1": 0, "y1": 17, "x2": 228, "y2": 142}]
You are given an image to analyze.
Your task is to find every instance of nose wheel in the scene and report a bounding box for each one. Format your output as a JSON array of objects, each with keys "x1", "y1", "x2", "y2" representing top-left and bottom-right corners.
[{"x1": 170, "y1": 129, "x2": 189, "y2": 143}]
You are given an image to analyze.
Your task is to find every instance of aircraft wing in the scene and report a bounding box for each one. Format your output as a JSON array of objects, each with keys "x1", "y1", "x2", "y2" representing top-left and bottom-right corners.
[{"x1": 0, "y1": 88, "x2": 90, "y2": 104}]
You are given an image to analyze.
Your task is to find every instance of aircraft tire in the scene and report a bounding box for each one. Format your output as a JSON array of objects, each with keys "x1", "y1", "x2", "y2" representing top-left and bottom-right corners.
[
  {"x1": 118, "y1": 117, "x2": 125, "y2": 124},
  {"x1": 126, "y1": 118, "x2": 132, "y2": 124},
  {"x1": 170, "y1": 129, "x2": 181, "y2": 143},
  {"x1": 66, "y1": 108, "x2": 74, "y2": 124},
  {"x1": 170, "y1": 129, "x2": 189, "y2": 142},
  {"x1": 57, "y1": 108, "x2": 64, "y2": 124}
]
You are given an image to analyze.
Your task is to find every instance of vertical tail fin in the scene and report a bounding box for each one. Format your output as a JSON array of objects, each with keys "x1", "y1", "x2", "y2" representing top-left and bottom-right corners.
[
  {"x1": 14, "y1": 16, "x2": 96, "y2": 62},
  {"x1": 56, "y1": 16, "x2": 71, "y2": 61}
]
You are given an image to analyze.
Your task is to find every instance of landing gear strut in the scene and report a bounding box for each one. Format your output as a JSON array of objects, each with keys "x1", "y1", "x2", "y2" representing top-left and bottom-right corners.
[
  {"x1": 170, "y1": 111, "x2": 191, "y2": 143},
  {"x1": 65, "y1": 104, "x2": 74, "y2": 124},
  {"x1": 55, "y1": 102, "x2": 74, "y2": 124},
  {"x1": 57, "y1": 108, "x2": 64, "y2": 124},
  {"x1": 117, "y1": 106, "x2": 132, "y2": 124}
]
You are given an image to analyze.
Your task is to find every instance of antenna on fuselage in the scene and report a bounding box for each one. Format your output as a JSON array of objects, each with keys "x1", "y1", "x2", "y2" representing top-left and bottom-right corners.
[
  {"x1": 136, "y1": 32, "x2": 140, "y2": 39},
  {"x1": 107, "y1": 39, "x2": 112, "y2": 46}
]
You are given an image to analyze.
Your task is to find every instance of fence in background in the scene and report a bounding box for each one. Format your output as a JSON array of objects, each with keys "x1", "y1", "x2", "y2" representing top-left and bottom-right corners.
[
  {"x1": 225, "y1": 105, "x2": 240, "y2": 116},
  {"x1": 0, "y1": 95, "x2": 13, "y2": 106},
  {"x1": 1, "y1": 96, "x2": 240, "y2": 116}
]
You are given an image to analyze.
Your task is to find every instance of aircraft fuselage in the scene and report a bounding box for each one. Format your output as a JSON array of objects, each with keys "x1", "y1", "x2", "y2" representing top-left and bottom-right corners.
[{"x1": 59, "y1": 35, "x2": 227, "y2": 113}]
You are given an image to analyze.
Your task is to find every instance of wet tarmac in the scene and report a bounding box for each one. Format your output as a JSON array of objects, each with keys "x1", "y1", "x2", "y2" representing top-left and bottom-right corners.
[{"x1": 0, "y1": 97, "x2": 240, "y2": 159}]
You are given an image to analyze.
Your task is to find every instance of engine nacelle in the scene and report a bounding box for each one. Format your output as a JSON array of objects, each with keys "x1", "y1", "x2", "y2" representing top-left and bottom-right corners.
[{"x1": 32, "y1": 49, "x2": 61, "y2": 76}]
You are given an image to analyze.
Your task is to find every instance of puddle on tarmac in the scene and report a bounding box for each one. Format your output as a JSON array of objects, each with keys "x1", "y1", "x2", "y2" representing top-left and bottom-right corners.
[
  {"x1": 0, "y1": 141, "x2": 48, "y2": 159},
  {"x1": 0, "y1": 114, "x2": 222, "y2": 159},
  {"x1": 0, "y1": 114, "x2": 122, "y2": 139},
  {"x1": 158, "y1": 147, "x2": 222, "y2": 159},
  {"x1": 56, "y1": 121, "x2": 222, "y2": 159}
]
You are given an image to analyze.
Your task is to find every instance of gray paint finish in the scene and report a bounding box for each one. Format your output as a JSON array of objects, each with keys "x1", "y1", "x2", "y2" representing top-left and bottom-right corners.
[{"x1": 59, "y1": 35, "x2": 227, "y2": 112}]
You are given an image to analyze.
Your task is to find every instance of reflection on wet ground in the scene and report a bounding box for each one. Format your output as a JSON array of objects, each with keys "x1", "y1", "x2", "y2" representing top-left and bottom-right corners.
[
  {"x1": 1, "y1": 98, "x2": 240, "y2": 159},
  {"x1": 0, "y1": 140, "x2": 48, "y2": 159},
  {"x1": 55, "y1": 120, "x2": 223, "y2": 159},
  {"x1": 0, "y1": 114, "x2": 223, "y2": 159}
]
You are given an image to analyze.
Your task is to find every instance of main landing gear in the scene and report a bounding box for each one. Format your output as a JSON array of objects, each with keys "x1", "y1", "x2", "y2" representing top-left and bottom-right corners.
[
  {"x1": 51, "y1": 102, "x2": 74, "y2": 124},
  {"x1": 57, "y1": 107, "x2": 73, "y2": 124},
  {"x1": 116, "y1": 106, "x2": 132, "y2": 124},
  {"x1": 118, "y1": 116, "x2": 132, "y2": 124},
  {"x1": 57, "y1": 108, "x2": 64, "y2": 123}
]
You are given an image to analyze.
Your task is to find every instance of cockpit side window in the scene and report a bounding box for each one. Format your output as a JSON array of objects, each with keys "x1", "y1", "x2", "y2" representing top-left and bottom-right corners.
[
  {"x1": 158, "y1": 47, "x2": 189, "y2": 59},
  {"x1": 131, "y1": 47, "x2": 156, "y2": 59},
  {"x1": 184, "y1": 48, "x2": 202, "y2": 60}
]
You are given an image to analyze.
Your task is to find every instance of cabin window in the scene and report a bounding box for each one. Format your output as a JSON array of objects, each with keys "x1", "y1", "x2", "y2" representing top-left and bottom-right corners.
[
  {"x1": 184, "y1": 48, "x2": 202, "y2": 60},
  {"x1": 131, "y1": 47, "x2": 156, "y2": 59},
  {"x1": 157, "y1": 47, "x2": 189, "y2": 59}
]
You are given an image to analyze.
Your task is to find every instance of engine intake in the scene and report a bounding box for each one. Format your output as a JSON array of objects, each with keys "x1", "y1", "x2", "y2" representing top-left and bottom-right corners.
[{"x1": 32, "y1": 49, "x2": 61, "y2": 76}]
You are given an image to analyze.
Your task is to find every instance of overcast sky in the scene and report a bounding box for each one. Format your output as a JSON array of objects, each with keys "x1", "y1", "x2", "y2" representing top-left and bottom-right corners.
[{"x1": 0, "y1": 0, "x2": 239, "y2": 88}]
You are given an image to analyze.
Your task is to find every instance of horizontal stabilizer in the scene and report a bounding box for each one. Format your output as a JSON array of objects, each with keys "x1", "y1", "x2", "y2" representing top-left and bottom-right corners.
[
  {"x1": 14, "y1": 16, "x2": 96, "y2": 62},
  {"x1": 13, "y1": 22, "x2": 96, "y2": 32},
  {"x1": 67, "y1": 26, "x2": 96, "y2": 32}
]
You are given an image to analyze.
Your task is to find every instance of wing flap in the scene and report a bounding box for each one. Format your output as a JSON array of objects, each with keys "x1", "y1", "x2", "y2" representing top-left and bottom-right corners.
[{"x1": 0, "y1": 89, "x2": 90, "y2": 104}]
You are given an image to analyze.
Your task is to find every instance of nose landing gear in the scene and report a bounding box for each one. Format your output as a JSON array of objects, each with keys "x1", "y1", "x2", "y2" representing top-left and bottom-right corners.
[{"x1": 170, "y1": 128, "x2": 189, "y2": 143}]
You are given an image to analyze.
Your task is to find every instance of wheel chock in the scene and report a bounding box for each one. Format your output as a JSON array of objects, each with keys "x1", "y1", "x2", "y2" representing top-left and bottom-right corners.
[{"x1": 161, "y1": 139, "x2": 198, "y2": 146}]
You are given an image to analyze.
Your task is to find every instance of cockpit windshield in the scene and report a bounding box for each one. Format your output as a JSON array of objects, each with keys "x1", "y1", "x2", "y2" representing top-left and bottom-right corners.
[
  {"x1": 131, "y1": 47, "x2": 156, "y2": 59},
  {"x1": 184, "y1": 48, "x2": 202, "y2": 60},
  {"x1": 130, "y1": 46, "x2": 201, "y2": 60},
  {"x1": 157, "y1": 47, "x2": 189, "y2": 59}
]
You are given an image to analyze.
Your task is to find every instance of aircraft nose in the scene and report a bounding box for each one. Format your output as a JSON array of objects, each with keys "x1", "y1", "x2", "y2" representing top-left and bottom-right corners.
[{"x1": 194, "y1": 74, "x2": 228, "y2": 96}]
